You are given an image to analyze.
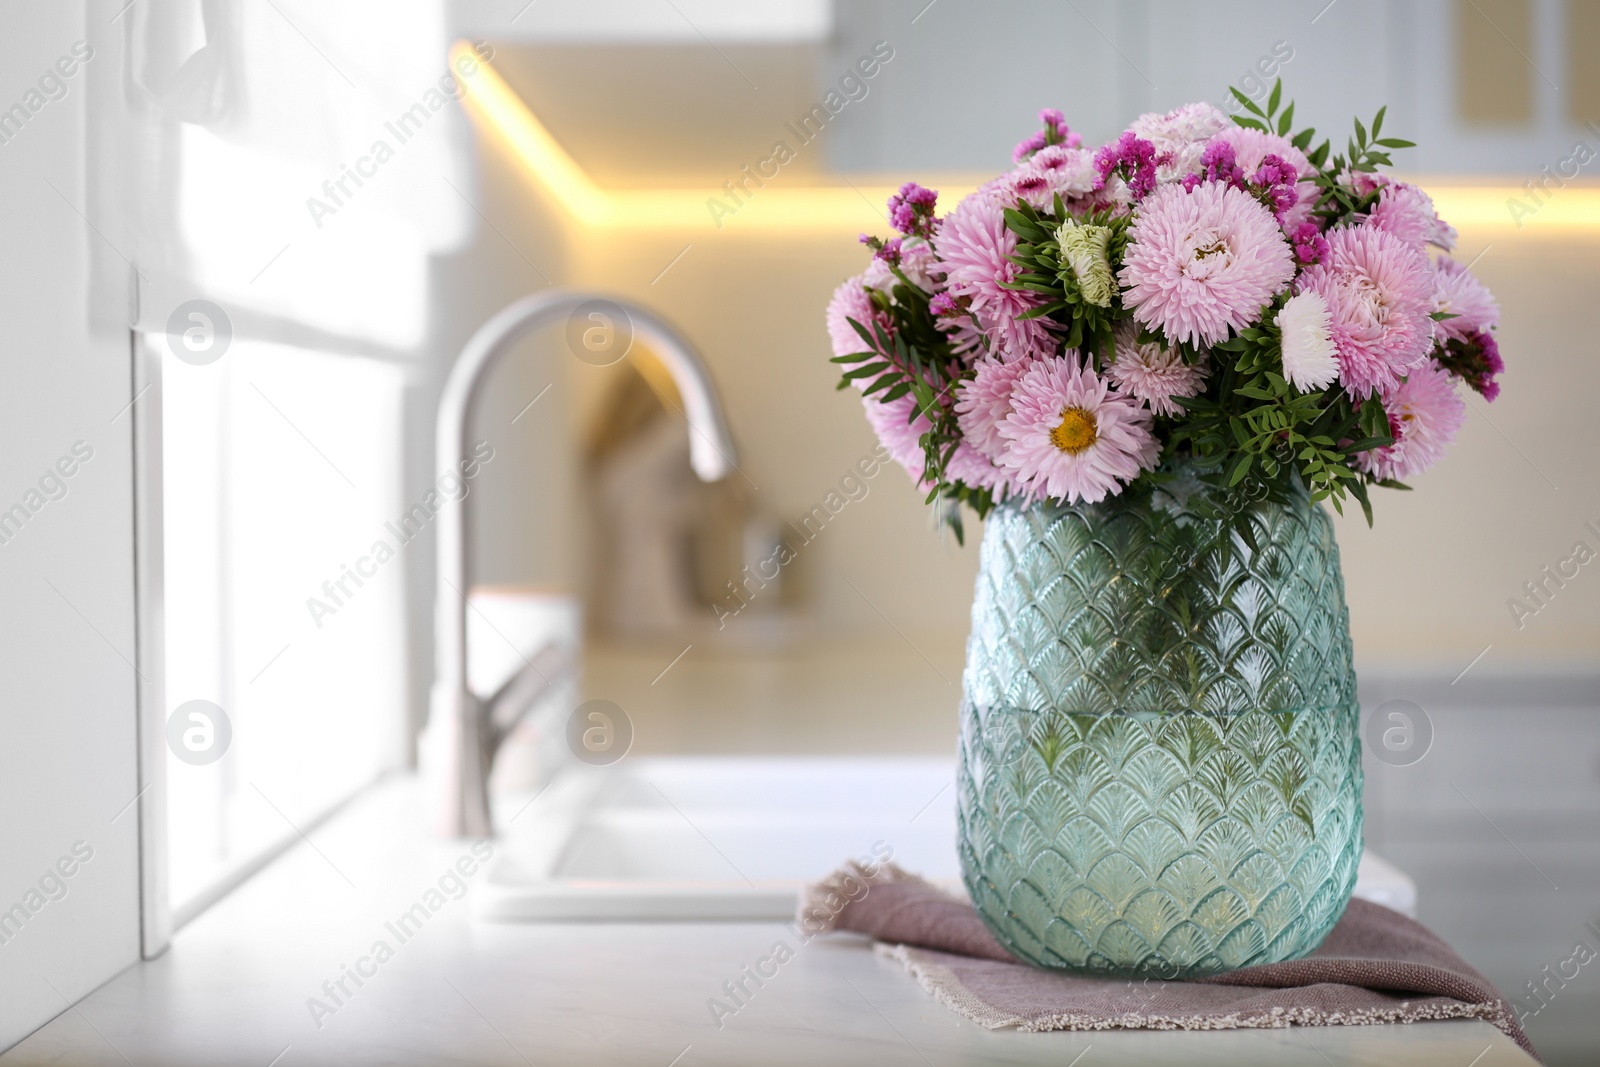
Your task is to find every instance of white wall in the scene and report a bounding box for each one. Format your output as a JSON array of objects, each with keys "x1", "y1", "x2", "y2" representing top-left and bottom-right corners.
[{"x1": 0, "y1": 0, "x2": 142, "y2": 1049}]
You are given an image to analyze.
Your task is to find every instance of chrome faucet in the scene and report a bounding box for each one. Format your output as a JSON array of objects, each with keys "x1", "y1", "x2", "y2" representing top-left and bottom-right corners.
[{"x1": 427, "y1": 291, "x2": 737, "y2": 837}]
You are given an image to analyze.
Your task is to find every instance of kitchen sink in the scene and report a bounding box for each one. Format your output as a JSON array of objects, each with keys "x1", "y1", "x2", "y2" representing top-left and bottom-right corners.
[{"x1": 477, "y1": 756, "x2": 1416, "y2": 921}]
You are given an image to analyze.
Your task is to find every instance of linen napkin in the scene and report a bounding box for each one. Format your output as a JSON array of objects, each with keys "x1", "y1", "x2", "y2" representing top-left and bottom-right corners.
[{"x1": 799, "y1": 860, "x2": 1537, "y2": 1060}]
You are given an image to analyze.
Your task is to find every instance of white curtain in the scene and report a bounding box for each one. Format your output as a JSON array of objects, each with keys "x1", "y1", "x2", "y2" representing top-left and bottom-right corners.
[{"x1": 118, "y1": 0, "x2": 471, "y2": 349}]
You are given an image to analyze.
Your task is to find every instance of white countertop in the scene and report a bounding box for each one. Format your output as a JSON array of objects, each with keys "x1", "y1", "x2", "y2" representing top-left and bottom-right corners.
[{"x1": 1, "y1": 776, "x2": 1536, "y2": 1066}]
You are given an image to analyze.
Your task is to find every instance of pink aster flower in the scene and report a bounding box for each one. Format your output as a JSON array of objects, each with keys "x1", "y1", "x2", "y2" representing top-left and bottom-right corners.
[
  {"x1": 996, "y1": 356, "x2": 1160, "y2": 504},
  {"x1": 1107, "y1": 322, "x2": 1208, "y2": 416},
  {"x1": 1357, "y1": 362, "x2": 1465, "y2": 481},
  {"x1": 1296, "y1": 223, "x2": 1436, "y2": 398},
  {"x1": 946, "y1": 440, "x2": 1021, "y2": 497},
  {"x1": 1119, "y1": 181, "x2": 1296, "y2": 348},
  {"x1": 861, "y1": 392, "x2": 931, "y2": 486},
  {"x1": 1006, "y1": 145, "x2": 1099, "y2": 211},
  {"x1": 935, "y1": 186, "x2": 1058, "y2": 360},
  {"x1": 1130, "y1": 102, "x2": 1230, "y2": 182},
  {"x1": 1431, "y1": 256, "x2": 1499, "y2": 343},
  {"x1": 955, "y1": 356, "x2": 1031, "y2": 460},
  {"x1": 1211, "y1": 126, "x2": 1318, "y2": 230},
  {"x1": 826, "y1": 275, "x2": 888, "y2": 388},
  {"x1": 1351, "y1": 175, "x2": 1456, "y2": 252}
]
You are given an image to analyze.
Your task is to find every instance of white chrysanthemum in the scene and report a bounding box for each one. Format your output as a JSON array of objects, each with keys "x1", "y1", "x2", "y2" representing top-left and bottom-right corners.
[{"x1": 1275, "y1": 291, "x2": 1339, "y2": 392}]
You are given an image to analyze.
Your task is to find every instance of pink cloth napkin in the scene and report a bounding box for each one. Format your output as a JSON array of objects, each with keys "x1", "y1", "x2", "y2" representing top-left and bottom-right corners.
[{"x1": 799, "y1": 861, "x2": 1537, "y2": 1061}]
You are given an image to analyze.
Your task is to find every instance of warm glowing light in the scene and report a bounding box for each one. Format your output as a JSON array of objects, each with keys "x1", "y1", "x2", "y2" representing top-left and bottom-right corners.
[{"x1": 453, "y1": 41, "x2": 1600, "y2": 236}]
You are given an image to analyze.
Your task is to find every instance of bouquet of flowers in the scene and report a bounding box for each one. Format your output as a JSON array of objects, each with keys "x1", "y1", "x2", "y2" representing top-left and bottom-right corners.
[{"x1": 827, "y1": 83, "x2": 1502, "y2": 536}]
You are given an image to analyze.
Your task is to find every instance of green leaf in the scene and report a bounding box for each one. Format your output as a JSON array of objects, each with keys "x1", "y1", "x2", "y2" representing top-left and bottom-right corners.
[
  {"x1": 1229, "y1": 86, "x2": 1267, "y2": 117},
  {"x1": 862, "y1": 372, "x2": 901, "y2": 396},
  {"x1": 842, "y1": 361, "x2": 891, "y2": 380},
  {"x1": 1232, "y1": 116, "x2": 1270, "y2": 133},
  {"x1": 1225, "y1": 451, "x2": 1254, "y2": 486},
  {"x1": 879, "y1": 381, "x2": 912, "y2": 402},
  {"x1": 1371, "y1": 105, "x2": 1386, "y2": 140},
  {"x1": 1291, "y1": 126, "x2": 1316, "y2": 150},
  {"x1": 829, "y1": 352, "x2": 874, "y2": 363},
  {"x1": 1353, "y1": 116, "x2": 1367, "y2": 147},
  {"x1": 1375, "y1": 137, "x2": 1415, "y2": 148},
  {"x1": 1266, "y1": 78, "x2": 1282, "y2": 118},
  {"x1": 1277, "y1": 101, "x2": 1295, "y2": 137}
]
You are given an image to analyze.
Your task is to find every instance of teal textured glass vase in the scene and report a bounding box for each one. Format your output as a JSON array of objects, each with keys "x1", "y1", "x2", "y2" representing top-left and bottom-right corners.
[{"x1": 956, "y1": 474, "x2": 1363, "y2": 978}]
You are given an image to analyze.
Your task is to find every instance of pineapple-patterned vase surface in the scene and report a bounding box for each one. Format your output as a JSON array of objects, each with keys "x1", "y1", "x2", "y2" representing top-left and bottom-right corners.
[{"x1": 956, "y1": 475, "x2": 1362, "y2": 978}]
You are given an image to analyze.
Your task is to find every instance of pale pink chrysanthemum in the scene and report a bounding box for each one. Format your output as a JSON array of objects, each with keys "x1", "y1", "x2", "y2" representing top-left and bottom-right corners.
[
  {"x1": 955, "y1": 356, "x2": 1032, "y2": 460},
  {"x1": 1119, "y1": 181, "x2": 1296, "y2": 348},
  {"x1": 1275, "y1": 291, "x2": 1340, "y2": 392},
  {"x1": 1431, "y1": 256, "x2": 1500, "y2": 343},
  {"x1": 826, "y1": 275, "x2": 890, "y2": 390},
  {"x1": 1006, "y1": 145, "x2": 1099, "y2": 211},
  {"x1": 935, "y1": 186, "x2": 1058, "y2": 360},
  {"x1": 1296, "y1": 223, "x2": 1436, "y2": 398},
  {"x1": 1350, "y1": 174, "x2": 1456, "y2": 251},
  {"x1": 945, "y1": 439, "x2": 1021, "y2": 497},
  {"x1": 996, "y1": 356, "x2": 1160, "y2": 504},
  {"x1": 861, "y1": 392, "x2": 931, "y2": 486},
  {"x1": 1107, "y1": 321, "x2": 1208, "y2": 416},
  {"x1": 1130, "y1": 102, "x2": 1230, "y2": 182},
  {"x1": 1356, "y1": 362, "x2": 1465, "y2": 481},
  {"x1": 1211, "y1": 126, "x2": 1318, "y2": 230}
]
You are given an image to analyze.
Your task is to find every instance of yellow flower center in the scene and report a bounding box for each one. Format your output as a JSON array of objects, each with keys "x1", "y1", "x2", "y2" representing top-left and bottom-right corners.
[{"x1": 1050, "y1": 407, "x2": 1098, "y2": 454}]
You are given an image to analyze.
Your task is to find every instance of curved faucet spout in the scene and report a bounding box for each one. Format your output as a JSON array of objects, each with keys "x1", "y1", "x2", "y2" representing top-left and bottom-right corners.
[{"x1": 428, "y1": 290, "x2": 737, "y2": 837}]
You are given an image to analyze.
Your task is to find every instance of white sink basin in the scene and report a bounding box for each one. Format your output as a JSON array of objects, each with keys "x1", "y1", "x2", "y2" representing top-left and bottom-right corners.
[{"x1": 477, "y1": 756, "x2": 1416, "y2": 921}]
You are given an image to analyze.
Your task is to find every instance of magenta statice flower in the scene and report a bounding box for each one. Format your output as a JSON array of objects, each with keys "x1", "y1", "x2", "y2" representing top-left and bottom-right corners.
[
  {"x1": 1436, "y1": 329, "x2": 1504, "y2": 401},
  {"x1": 865, "y1": 236, "x2": 941, "y2": 294},
  {"x1": 1431, "y1": 256, "x2": 1499, "y2": 343},
  {"x1": 935, "y1": 186, "x2": 1058, "y2": 360},
  {"x1": 1107, "y1": 322, "x2": 1209, "y2": 416},
  {"x1": 1013, "y1": 107, "x2": 1083, "y2": 163},
  {"x1": 955, "y1": 356, "x2": 1032, "y2": 460},
  {"x1": 1357, "y1": 362, "x2": 1465, "y2": 481},
  {"x1": 1212, "y1": 126, "x2": 1319, "y2": 231},
  {"x1": 888, "y1": 182, "x2": 939, "y2": 238},
  {"x1": 1119, "y1": 181, "x2": 1296, "y2": 347},
  {"x1": 1094, "y1": 132, "x2": 1161, "y2": 201},
  {"x1": 860, "y1": 391, "x2": 931, "y2": 486},
  {"x1": 996, "y1": 356, "x2": 1160, "y2": 503},
  {"x1": 1290, "y1": 221, "x2": 1330, "y2": 265},
  {"x1": 1296, "y1": 223, "x2": 1436, "y2": 398}
]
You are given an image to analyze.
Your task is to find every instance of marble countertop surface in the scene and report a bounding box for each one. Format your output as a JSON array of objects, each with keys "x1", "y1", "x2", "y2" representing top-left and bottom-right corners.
[{"x1": 1, "y1": 776, "x2": 1537, "y2": 1066}]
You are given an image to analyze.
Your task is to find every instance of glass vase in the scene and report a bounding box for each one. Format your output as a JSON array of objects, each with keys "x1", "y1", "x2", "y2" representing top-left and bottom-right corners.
[{"x1": 956, "y1": 472, "x2": 1363, "y2": 978}]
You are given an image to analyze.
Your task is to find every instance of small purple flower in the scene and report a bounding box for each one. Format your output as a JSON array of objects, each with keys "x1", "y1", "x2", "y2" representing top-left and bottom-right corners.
[
  {"x1": 1290, "y1": 221, "x2": 1330, "y2": 266},
  {"x1": 1435, "y1": 328, "x2": 1503, "y2": 401},
  {"x1": 1013, "y1": 108, "x2": 1083, "y2": 163},
  {"x1": 875, "y1": 236, "x2": 904, "y2": 264},
  {"x1": 1093, "y1": 132, "x2": 1160, "y2": 200},
  {"x1": 888, "y1": 182, "x2": 939, "y2": 237},
  {"x1": 929, "y1": 292, "x2": 958, "y2": 317},
  {"x1": 1199, "y1": 140, "x2": 1244, "y2": 187}
]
